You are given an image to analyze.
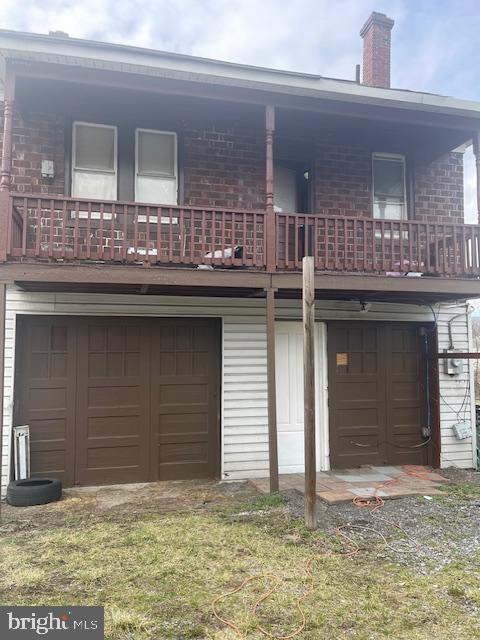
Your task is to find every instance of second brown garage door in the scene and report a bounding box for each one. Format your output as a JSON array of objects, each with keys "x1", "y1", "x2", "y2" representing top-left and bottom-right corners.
[
  {"x1": 328, "y1": 322, "x2": 430, "y2": 468},
  {"x1": 15, "y1": 316, "x2": 220, "y2": 487}
]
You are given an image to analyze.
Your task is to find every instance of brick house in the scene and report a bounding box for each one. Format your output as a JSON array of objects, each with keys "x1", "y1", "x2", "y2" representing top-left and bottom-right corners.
[{"x1": 1, "y1": 12, "x2": 479, "y2": 492}]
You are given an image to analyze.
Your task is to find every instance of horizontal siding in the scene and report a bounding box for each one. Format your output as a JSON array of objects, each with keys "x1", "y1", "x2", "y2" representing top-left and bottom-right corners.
[
  {"x1": 1, "y1": 287, "x2": 476, "y2": 493},
  {"x1": 222, "y1": 320, "x2": 268, "y2": 479},
  {"x1": 436, "y1": 305, "x2": 476, "y2": 469}
]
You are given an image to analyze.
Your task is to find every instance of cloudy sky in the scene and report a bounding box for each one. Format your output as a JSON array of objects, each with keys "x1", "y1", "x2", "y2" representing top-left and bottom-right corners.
[{"x1": 2, "y1": 0, "x2": 479, "y2": 218}]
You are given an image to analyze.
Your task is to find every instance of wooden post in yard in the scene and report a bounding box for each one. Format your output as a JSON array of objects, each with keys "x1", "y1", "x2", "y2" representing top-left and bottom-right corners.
[{"x1": 303, "y1": 256, "x2": 317, "y2": 530}]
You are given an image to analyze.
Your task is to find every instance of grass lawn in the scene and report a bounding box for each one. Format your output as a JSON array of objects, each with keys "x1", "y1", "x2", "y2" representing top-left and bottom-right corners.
[{"x1": 1, "y1": 488, "x2": 479, "y2": 639}]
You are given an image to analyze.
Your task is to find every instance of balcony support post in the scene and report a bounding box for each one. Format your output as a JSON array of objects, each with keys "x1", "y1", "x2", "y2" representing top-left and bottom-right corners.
[
  {"x1": 473, "y1": 131, "x2": 480, "y2": 225},
  {"x1": 265, "y1": 105, "x2": 276, "y2": 272},
  {"x1": 0, "y1": 64, "x2": 15, "y2": 262},
  {"x1": 265, "y1": 286, "x2": 279, "y2": 493}
]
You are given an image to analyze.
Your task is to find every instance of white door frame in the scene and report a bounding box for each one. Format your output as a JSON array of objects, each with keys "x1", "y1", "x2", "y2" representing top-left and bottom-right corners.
[{"x1": 275, "y1": 320, "x2": 329, "y2": 472}]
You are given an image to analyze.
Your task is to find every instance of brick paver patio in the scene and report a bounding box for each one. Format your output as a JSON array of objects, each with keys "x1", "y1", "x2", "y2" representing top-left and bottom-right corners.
[{"x1": 249, "y1": 465, "x2": 450, "y2": 504}]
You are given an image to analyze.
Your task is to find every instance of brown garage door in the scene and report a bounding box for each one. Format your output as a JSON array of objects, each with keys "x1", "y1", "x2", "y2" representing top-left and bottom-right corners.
[
  {"x1": 15, "y1": 316, "x2": 220, "y2": 487},
  {"x1": 328, "y1": 322, "x2": 429, "y2": 468}
]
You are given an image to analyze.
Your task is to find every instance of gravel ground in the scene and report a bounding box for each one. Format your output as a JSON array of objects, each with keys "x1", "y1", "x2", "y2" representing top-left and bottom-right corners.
[{"x1": 282, "y1": 469, "x2": 480, "y2": 572}]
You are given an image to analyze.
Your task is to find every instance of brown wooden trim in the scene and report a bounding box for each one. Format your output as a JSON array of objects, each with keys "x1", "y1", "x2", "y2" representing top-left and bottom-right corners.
[
  {"x1": 302, "y1": 257, "x2": 316, "y2": 529},
  {"x1": 265, "y1": 287, "x2": 279, "y2": 493},
  {"x1": 428, "y1": 328, "x2": 441, "y2": 467},
  {"x1": 0, "y1": 64, "x2": 15, "y2": 262},
  {"x1": 265, "y1": 105, "x2": 276, "y2": 272},
  {"x1": 3, "y1": 262, "x2": 480, "y2": 301}
]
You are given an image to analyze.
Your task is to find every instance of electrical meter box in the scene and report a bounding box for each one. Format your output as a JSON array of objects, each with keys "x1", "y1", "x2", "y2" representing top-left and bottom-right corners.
[{"x1": 443, "y1": 349, "x2": 464, "y2": 376}]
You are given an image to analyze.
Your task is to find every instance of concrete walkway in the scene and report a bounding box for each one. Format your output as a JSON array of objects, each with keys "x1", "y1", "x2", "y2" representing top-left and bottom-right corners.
[{"x1": 250, "y1": 465, "x2": 450, "y2": 504}]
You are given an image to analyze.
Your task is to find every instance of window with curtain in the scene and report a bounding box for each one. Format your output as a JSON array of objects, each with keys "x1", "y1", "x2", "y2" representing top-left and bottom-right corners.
[
  {"x1": 72, "y1": 122, "x2": 117, "y2": 200},
  {"x1": 135, "y1": 129, "x2": 177, "y2": 205},
  {"x1": 372, "y1": 153, "x2": 407, "y2": 220}
]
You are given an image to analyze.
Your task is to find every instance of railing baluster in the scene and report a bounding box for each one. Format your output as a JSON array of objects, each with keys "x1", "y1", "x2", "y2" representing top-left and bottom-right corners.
[
  {"x1": 314, "y1": 216, "x2": 319, "y2": 269},
  {"x1": 452, "y1": 225, "x2": 458, "y2": 275},
  {"x1": 122, "y1": 204, "x2": 128, "y2": 262},
  {"x1": 380, "y1": 220, "x2": 385, "y2": 271},
  {"x1": 179, "y1": 207, "x2": 184, "y2": 264},
  {"x1": 334, "y1": 218, "x2": 339, "y2": 270},
  {"x1": 371, "y1": 219, "x2": 376, "y2": 271},
  {"x1": 253, "y1": 212, "x2": 258, "y2": 266},
  {"x1": 35, "y1": 198, "x2": 41, "y2": 257},
  {"x1": 73, "y1": 200, "x2": 80, "y2": 259},
  {"x1": 201, "y1": 210, "x2": 206, "y2": 265},
  {"x1": 109, "y1": 203, "x2": 115, "y2": 261},
  {"x1": 48, "y1": 199, "x2": 54, "y2": 258},
  {"x1": 294, "y1": 215, "x2": 299, "y2": 268},
  {"x1": 408, "y1": 221, "x2": 414, "y2": 271},
  {"x1": 22, "y1": 197, "x2": 28, "y2": 256},
  {"x1": 86, "y1": 200, "x2": 92, "y2": 260},
  {"x1": 98, "y1": 202, "x2": 104, "y2": 260},
  {"x1": 221, "y1": 210, "x2": 226, "y2": 266},
  {"x1": 425, "y1": 223, "x2": 431, "y2": 272}
]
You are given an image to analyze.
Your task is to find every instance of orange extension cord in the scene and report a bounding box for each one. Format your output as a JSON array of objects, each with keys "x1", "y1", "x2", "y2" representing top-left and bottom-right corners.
[{"x1": 211, "y1": 465, "x2": 430, "y2": 639}]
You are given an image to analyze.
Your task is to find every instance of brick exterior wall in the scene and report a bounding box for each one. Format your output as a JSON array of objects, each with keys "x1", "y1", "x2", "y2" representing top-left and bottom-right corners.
[
  {"x1": 183, "y1": 125, "x2": 265, "y2": 210},
  {"x1": 0, "y1": 103, "x2": 465, "y2": 227},
  {"x1": 313, "y1": 144, "x2": 372, "y2": 217},
  {"x1": 0, "y1": 104, "x2": 65, "y2": 195},
  {"x1": 414, "y1": 152, "x2": 464, "y2": 225},
  {"x1": 312, "y1": 142, "x2": 464, "y2": 224}
]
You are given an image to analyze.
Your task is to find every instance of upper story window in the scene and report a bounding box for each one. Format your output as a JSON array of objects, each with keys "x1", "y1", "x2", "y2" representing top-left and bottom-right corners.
[
  {"x1": 135, "y1": 129, "x2": 177, "y2": 205},
  {"x1": 372, "y1": 153, "x2": 407, "y2": 220},
  {"x1": 72, "y1": 122, "x2": 117, "y2": 200}
]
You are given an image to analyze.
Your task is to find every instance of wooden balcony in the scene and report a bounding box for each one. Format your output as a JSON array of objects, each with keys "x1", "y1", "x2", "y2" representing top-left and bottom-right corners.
[
  {"x1": 6, "y1": 194, "x2": 480, "y2": 278},
  {"x1": 7, "y1": 195, "x2": 266, "y2": 269}
]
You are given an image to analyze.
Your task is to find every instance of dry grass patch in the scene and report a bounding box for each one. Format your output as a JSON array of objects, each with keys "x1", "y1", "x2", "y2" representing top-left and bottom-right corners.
[{"x1": 0, "y1": 497, "x2": 479, "y2": 639}]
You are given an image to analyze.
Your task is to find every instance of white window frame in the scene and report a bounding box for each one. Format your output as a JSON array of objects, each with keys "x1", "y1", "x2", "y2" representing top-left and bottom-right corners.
[
  {"x1": 135, "y1": 128, "x2": 178, "y2": 212},
  {"x1": 71, "y1": 121, "x2": 118, "y2": 201},
  {"x1": 372, "y1": 152, "x2": 407, "y2": 221}
]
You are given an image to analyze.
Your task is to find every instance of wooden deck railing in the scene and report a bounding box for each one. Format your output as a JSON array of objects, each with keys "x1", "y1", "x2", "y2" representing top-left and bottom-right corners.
[
  {"x1": 276, "y1": 214, "x2": 480, "y2": 276},
  {"x1": 8, "y1": 195, "x2": 266, "y2": 268},
  {"x1": 7, "y1": 195, "x2": 480, "y2": 277}
]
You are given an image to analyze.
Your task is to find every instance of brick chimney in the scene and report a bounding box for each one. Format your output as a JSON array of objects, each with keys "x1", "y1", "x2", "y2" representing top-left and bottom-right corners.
[{"x1": 360, "y1": 12, "x2": 394, "y2": 88}]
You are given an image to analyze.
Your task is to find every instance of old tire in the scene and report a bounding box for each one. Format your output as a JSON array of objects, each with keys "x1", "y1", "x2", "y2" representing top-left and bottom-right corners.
[{"x1": 6, "y1": 478, "x2": 62, "y2": 507}]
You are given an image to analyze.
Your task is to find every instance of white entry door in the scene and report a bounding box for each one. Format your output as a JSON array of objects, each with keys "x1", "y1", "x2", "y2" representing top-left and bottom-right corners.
[{"x1": 275, "y1": 321, "x2": 328, "y2": 474}]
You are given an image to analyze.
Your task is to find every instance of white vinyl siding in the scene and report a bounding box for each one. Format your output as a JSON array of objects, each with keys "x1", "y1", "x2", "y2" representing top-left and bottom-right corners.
[
  {"x1": 72, "y1": 122, "x2": 117, "y2": 200},
  {"x1": 135, "y1": 129, "x2": 177, "y2": 205},
  {"x1": 1, "y1": 289, "x2": 476, "y2": 494}
]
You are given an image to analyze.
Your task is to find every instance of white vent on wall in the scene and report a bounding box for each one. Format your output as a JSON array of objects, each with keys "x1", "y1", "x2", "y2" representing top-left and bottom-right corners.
[{"x1": 13, "y1": 425, "x2": 30, "y2": 480}]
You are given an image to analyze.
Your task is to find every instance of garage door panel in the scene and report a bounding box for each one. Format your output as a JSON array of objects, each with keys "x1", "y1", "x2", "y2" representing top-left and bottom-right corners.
[
  {"x1": 75, "y1": 319, "x2": 151, "y2": 486},
  {"x1": 87, "y1": 445, "x2": 141, "y2": 470},
  {"x1": 30, "y1": 449, "x2": 67, "y2": 476},
  {"x1": 328, "y1": 322, "x2": 428, "y2": 468},
  {"x1": 87, "y1": 385, "x2": 142, "y2": 408},
  {"x1": 151, "y1": 319, "x2": 219, "y2": 481},
  {"x1": 16, "y1": 317, "x2": 77, "y2": 487},
  {"x1": 87, "y1": 415, "x2": 143, "y2": 438},
  {"x1": 16, "y1": 316, "x2": 220, "y2": 487}
]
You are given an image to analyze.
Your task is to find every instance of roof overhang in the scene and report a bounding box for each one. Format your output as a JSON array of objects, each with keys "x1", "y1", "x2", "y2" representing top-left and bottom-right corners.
[{"x1": 1, "y1": 29, "x2": 480, "y2": 128}]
